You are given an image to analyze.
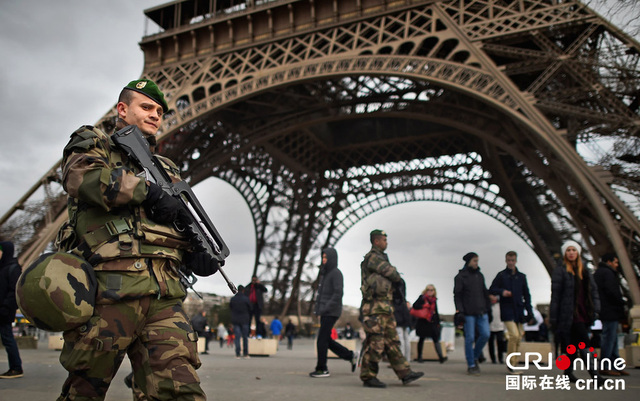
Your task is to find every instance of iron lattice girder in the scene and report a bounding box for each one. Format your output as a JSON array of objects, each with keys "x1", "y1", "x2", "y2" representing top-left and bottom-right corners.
[
  {"x1": 141, "y1": 5, "x2": 639, "y2": 213},
  {"x1": 163, "y1": 79, "x2": 580, "y2": 295},
  {"x1": 139, "y1": 0, "x2": 635, "y2": 128},
  {"x1": 139, "y1": 0, "x2": 638, "y2": 215}
]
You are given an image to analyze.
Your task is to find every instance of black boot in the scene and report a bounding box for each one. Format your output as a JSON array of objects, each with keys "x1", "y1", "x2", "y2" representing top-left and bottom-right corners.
[
  {"x1": 416, "y1": 339, "x2": 424, "y2": 362},
  {"x1": 564, "y1": 370, "x2": 578, "y2": 382},
  {"x1": 581, "y1": 349, "x2": 606, "y2": 387},
  {"x1": 363, "y1": 377, "x2": 387, "y2": 388},
  {"x1": 434, "y1": 342, "x2": 447, "y2": 363},
  {"x1": 402, "y1": 371, "x2": 424, "y2": 385}
]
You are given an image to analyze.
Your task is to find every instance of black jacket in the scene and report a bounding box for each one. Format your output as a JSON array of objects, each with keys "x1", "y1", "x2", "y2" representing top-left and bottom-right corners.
[
  {"x1": 245, "y1": 281, "x2": 268, "y2": 310},
  {"x1": 454, "y1": 265, "x2": 490, "y2": 316},
  {"x1": 550, "y1": 263, "x2": 600, "y2": 333},
  {"x1": 392, "y1": 279, "x2": 412, "y2": 328},
  {"x1": 230, "y1": 291, "x2": 252, "y2": 325},
  {"x1": 489, "y1": 267, "x2": 533, "y2": 323},
  {"x1": 285, "y1": 321, "x2": 296, "y2": 336},
  {"x1": 191, "y1": 313, "x2": 208, "y2": 335},
  {"x1": 413, "y1": 294, "x2": 440, "y2": 337},
  {"x1": 314, "y1": 248, "x2": 343, "y2": 317},
  {"x1": 0, "y1": 241, "x2": 21, "y2": 325},
  {"x1": 593, "y1": 262, "x2": 626, "y2": 321}
]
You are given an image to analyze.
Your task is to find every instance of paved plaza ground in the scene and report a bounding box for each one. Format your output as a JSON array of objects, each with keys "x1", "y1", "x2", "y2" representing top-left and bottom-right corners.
[{"x1": 0, "y1": 335, "x2": 638, "y2": 400}]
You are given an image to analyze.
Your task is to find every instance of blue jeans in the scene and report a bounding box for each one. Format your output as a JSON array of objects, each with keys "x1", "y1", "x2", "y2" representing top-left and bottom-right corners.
[
  {"x1": 0, "y1": 323, "x2": 22, "y2": 371},
  {"x1": 463, "y1": 314, "x2": 490, "y2": 368},
  {"x1": 600, "y1": 320, "x2": 619, "y2": 362},
  {"x1": 233, "y1": 323, "x2": 250, "y2": 357}
]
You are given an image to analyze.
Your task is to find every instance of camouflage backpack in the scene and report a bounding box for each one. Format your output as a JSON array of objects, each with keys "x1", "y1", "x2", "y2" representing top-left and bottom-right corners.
[{"x1": 16, "y1": 252, "x2": 96, "y2": 332}]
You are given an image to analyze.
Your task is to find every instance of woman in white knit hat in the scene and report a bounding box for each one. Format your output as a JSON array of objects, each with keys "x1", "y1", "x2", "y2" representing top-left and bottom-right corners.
[{"x1": 550, "y1": 240, "x2": 602, "y2": 384}]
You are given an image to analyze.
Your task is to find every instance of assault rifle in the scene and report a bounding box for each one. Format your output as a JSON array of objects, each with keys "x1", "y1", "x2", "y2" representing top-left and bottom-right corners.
[{"x1": 112, "y1": 125, "x2": 237, "y2": 295}]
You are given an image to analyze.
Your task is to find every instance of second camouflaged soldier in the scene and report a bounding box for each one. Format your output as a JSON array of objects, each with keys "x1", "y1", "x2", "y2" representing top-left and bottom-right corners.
[
  {"x1": 359, "y1": 229, "x2": 423, "y2": 388},
  {"x1": 56, "y1": 79, "x2": 219, "y2": 400}
]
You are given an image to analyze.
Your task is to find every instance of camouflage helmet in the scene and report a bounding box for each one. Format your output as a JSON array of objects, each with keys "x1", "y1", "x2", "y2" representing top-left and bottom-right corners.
[{"x1": 16, "y1": 252, "x2": 96, "y2": 332}]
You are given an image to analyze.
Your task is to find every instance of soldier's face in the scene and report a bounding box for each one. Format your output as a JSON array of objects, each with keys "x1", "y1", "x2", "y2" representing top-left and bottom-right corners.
[
  {"x1": 117, "y1": 91, "x2": 163, "y2": 137},
  {"x1": 375, "y1": 236, "x2": 388, "y2": 251}
]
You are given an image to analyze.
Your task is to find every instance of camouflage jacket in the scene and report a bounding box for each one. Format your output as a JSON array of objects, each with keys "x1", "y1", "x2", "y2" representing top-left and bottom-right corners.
[
  {"x1": 360, "y1": 246, "x2": 402, "y2": 315},
  {"x1": 58, "y1": 125, "x2": 191, "y2": 301}
]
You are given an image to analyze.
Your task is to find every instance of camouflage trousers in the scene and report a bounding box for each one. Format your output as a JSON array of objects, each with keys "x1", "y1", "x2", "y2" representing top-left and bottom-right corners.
[
  {"x1": 360, "y1": 313, "x2": 410, "y2": 382},
  {"x1": 132, "y1": 381, "x2": 146, "y2": 401},
  {"x1": 57, "y1": 296, "x2": 204, "y2": 401},
  {"x1": 124, "y1": 371, "x2": 147, "y2": 401}
]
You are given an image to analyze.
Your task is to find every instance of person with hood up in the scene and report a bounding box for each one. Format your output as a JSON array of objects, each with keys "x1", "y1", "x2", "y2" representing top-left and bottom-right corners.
[
  {"x1": 309, "y1": 247, "x2": 359, "y2": 377},
  {"x1": 0, "y1": 241, "x2": 23, "y2": 379},
  {"x1": 454, "y1": 252, "x2": 491, "y2": 376}
]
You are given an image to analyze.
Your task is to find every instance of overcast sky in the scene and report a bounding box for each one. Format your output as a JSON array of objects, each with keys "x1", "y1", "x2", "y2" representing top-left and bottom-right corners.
[{"x1": 1, "y1": 1, "x2": 635, "y2": 314}]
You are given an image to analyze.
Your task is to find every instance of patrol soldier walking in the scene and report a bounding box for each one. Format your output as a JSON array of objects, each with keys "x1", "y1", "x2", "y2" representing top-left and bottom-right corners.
[
  {"x1": 52, "y1": 79, "x2": 219, "y2": 400},
  {"x1": 359, "y1": 229, "x2": 423, "y2": 388}
]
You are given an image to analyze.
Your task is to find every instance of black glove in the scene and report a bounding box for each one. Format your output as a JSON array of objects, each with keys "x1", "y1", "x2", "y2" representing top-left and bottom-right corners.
[
  {"x1": 143, "y1": 183, "x2": 181, "y2": 225},
  {"x1": 454, "y1": 312, "x2": 465, "y2": 327},
  {"x1": 185, "y1": 251, "x2": 219, "y2": 277},
  {"x1": 176, "y1": 208, "x2": 192, "y2": 228},
  {"x1": 523, "y1": 312, "x2": 537, "y2": 325}
]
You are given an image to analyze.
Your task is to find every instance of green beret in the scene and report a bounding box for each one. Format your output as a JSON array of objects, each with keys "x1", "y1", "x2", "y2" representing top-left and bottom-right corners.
[
  {"x1": 123, "y1": 79, "x2": 169, "y2": 113},
  {"x1": 370, "y1": 229, "x2": 387, "y2": 237}
]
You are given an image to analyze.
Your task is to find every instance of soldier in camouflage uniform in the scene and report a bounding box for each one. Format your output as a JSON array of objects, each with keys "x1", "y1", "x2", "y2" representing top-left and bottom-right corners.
[
  {"x1": 56, "y1": 79, "x2": 219, "y2": 401},
  {"x1": 359, "y1": 229, "x2": 423, "y2": 388}
]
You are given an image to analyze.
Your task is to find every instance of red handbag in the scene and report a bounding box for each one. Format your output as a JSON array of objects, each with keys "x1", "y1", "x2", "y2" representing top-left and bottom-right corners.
[{"x1": 410, "y1": 306, "x2": 431, "y2": 320}]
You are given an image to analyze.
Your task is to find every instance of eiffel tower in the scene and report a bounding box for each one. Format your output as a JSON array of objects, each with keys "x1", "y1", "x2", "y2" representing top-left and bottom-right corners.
[{"x1": 2, "y1": 0, "x2": 639, "y2": 317}]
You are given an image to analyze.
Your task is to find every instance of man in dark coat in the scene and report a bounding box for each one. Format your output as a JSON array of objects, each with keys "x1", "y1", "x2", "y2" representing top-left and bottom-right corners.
[
  {"x1": 594, "y1": 253, "x2": 629, "y2": 376},
  {"x1": 0, "y1": 241, "x2": 23, "y2": 379},
  {"x1": 489, "y1": 251, "x2": 534, "y2": 372},
  {"x1": 246, "y1": 276, "x2": 268, "y2": 329},
  {"x1": 310, "y1": 247, "x2": 358, "y2": 378},
  {"x1": 454, "y1": 252, "x2": 490, "y2": 376},
  {"x1": 191, "y1": 311, "x2": 210, "y2": 354},
  {"x1": 230, "y1": 285, "x2": 252, "y2": 358}
]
